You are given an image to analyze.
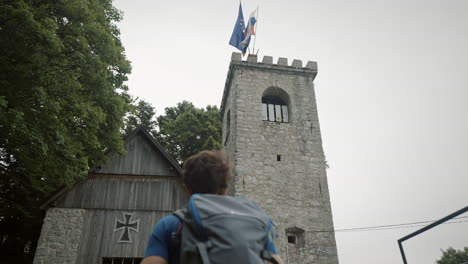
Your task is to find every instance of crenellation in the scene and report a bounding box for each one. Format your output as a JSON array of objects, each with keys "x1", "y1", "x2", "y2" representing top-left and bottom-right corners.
[
  {"x1": 230, "y1": 52, "x2": 317, "y2": 70},
  {"x1": 277, "y1": 57, "x2": 288, "y2": 66},
  {"x1": 231, "y1": 52, "x2": 242, "y2": 61},
  {"x1": 247, "y1": 54, "x2": 258, "y2": 63},
  {"x1": 292, "y1": 59, "x2": 303, "y2": 68},
  {"x1": 306, "y1": 61, "x2": 318, "y2": 71},
  {"x1": 262, "y1": 55, "x2": 273, "y2": 64}
]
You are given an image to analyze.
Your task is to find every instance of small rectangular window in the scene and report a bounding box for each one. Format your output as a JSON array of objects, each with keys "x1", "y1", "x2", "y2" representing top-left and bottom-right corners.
[
  {"x1": 286, "y1": 228, "x2": 305, "y2": 248},
  {"x1": 277, "y1": 155, "x2": 281, "y2": 161}
]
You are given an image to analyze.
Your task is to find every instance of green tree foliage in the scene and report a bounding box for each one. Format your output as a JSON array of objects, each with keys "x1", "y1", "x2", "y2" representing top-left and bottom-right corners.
[
  {"x1": 0, "y1": 0, "x2": 131, "y2": 262},
  {"x1": 157, "y1": 101, "x2": 222, "y2": 163},
  {"x1": 123, "y1": 100, "x2": 222, "y2": 163},
  {"x1": 437, "y1": 247, "x2": 468, "y2": 264},
  {"x1": 124, "y1": 99, "x2": 157, "y2": 137}
]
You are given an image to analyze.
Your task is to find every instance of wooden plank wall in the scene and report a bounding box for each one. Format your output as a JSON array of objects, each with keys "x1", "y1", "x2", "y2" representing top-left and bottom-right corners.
[
  {"x1": 63, "y1": 177, "x2": 187, "y2": 263},
  {"x1": 95, "y1": 133, "x2": 177, "y2": 176},
  {"x1": 51, "y1": 130, "x2": 187, "y2": 263},
  {"x1": 76, "y1": 210, "x2": 170, "y2": 264},
  {"x1": 55, "y1": 177, "x2": 187, "y2": 211}
]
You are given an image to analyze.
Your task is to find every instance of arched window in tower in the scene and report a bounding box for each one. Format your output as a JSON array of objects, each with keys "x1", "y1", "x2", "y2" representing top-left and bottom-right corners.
[
  {"x1": 226, "y1": 110, "x2": 231, "y2": 132},
  {"x1": 224, "y1": 110, "x2": 231, "y2": 146},
  {"x1": 261, "y1": 87, "x2": 290, "y2": 123}
]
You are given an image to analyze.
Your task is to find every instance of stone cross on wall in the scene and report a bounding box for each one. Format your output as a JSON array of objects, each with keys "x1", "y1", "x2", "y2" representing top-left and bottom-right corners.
[{"x1": 114, "y1": 212, "x2": 140, "y2": 243}]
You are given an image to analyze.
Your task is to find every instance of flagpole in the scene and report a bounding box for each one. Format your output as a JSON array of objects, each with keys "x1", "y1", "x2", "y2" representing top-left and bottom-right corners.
[{"x1": 252, "y1": 5, "x2": 259, "y2": 55}]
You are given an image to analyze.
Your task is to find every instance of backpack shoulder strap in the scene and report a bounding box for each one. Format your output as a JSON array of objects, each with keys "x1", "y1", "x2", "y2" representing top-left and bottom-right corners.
[
  {"x1": 189, "y1": 194, "x2": 207, "y2": 239},
  {"x1": 173, "y1": 197, "x2": 207, "y2": 240},
  {"x1": 173, "y1": 209, "x2": 184, "y2": 220}
]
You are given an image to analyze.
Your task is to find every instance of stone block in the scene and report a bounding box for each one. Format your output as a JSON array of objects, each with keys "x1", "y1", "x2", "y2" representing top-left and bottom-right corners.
[
  {"x1": 292, "y1": 59, "x2": 303, "y2": 68},
  {"x1": 305, "y1": 61, "x2": 318, "y2": 70},
  {"x1": 247, "y1": 54, "x2": 257, "y2": 63},
  {"x1": 262, "y1": 56, "x2": 273, "y2": 64},
  {"x1": 277, "y1": 57, "x2": 288, "y2": 66},
  {"x1": 231, "y1": 52, "x2": 242, "y2": 61},
  {"x1": 34, "y1": 248, "x2": 47, "y2": 257}
]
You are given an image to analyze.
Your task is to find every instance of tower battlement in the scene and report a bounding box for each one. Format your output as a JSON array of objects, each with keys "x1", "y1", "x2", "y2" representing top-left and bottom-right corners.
[
  {"x1": 231, "y1": 52, "x2": 317, "y2": 72},
  {"x1": 221, "y1": 52, "x2": 318, "y2": 119}
]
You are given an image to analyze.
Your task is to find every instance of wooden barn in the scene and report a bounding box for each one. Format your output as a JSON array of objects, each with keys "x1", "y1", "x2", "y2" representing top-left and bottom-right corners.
[{"x1": 33, "y1": 127, "x2": 187, "y2": 264}]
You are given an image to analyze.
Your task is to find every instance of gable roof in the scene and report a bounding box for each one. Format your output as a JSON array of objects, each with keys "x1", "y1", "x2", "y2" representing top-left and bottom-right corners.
[
  {"x1": 40, "y1": 127, "x2": 182, "y2": 209},
  {"x1": 93, "y1": 127, "x2": 182, "y2": 175},
  {"x1": 124, "y1": 127, "x2": 182, "y2": 174}
]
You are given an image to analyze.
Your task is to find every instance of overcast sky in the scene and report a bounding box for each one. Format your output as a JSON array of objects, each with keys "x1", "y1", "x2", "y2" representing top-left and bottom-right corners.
[{"x1": 112, "y1": 0, "x2": 468, "y2": 263}]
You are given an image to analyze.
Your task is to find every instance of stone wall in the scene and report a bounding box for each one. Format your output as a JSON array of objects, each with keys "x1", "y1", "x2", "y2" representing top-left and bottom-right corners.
[
  {"x1": 33, "y1": 208, "x2": 85, "y2": 264},
  {"x1": 222, "y1": 63, "x2": 239, "y2": 195},
  {"x1": 221, "y1": 53, "x2": 339, "y2": 264}
]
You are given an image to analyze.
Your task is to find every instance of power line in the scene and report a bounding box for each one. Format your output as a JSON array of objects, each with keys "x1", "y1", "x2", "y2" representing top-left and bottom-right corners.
[
  {"x1": 335, "y1": 216, "x2": 468, "y2": 232},
  {"x1": 335, "y1": 219, "x2": 468, "y2": 233},
  {"x1": 309, "y1": 215, "x2": 468, "y2": 233}
]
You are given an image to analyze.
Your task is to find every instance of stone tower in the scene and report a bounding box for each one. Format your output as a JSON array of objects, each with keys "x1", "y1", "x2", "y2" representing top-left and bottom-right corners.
[{"x1": 220, "y1": 52, "x2": 339, "y2": 264}]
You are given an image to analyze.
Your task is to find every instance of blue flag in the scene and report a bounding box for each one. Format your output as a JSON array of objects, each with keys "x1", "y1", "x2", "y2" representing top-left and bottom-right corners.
[{"x1": 229, "y1": 3, "x2": 247, "y2": 54}]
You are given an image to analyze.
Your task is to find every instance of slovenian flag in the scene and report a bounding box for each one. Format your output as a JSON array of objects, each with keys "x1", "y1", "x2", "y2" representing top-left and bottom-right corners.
[
  {"x1": 245, "y1": 9, "x2": 257, "y2": 36},
  {"x1": 240, "y1": 9, "x2": 257, "y2": 50}
]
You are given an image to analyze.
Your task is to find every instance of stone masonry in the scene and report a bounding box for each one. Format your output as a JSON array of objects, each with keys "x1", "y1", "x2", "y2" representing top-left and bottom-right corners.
[
  {"x1": 33, "y1": 208, "x2": 85, "y2": 264},
  {"x1": 221, "y1": 52, "x2": 339, "y2": 264}
]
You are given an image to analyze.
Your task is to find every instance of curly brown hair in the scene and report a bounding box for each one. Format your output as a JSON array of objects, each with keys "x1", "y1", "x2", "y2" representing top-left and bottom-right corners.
[{"x1": 182, "y1": 150, "x2": 232, "y2": 194}]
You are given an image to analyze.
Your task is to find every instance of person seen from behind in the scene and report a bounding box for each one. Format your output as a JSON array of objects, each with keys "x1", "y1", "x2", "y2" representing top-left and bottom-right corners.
[{"x1": 142, "y1": 150, "x2": 284, "y2": 264}]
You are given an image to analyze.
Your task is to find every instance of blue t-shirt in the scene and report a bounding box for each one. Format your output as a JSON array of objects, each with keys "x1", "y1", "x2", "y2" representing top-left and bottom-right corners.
[{"x1": 145, "y1": 215, "x2": 278, "y2": 263}]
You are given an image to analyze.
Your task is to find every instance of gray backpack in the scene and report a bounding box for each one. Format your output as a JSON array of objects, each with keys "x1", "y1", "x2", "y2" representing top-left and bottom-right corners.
[{"x1": 174, "y1": 194, "x2": 278, "y2": 264}]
